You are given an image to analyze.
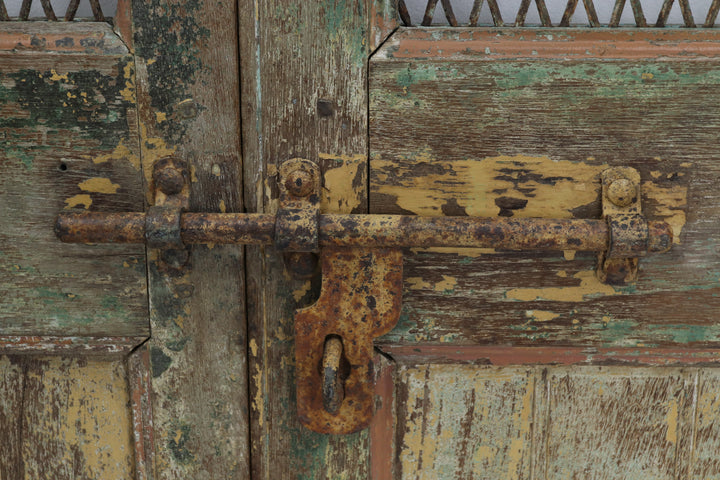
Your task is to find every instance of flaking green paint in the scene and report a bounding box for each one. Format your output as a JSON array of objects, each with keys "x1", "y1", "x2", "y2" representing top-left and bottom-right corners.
[
  {"x1": 133, "y1": 0, "x2": 210, "y2": 143},
  {"x1": 167, "y1": 421, "x2": 195, "y2": 464},
  {"x1": 0, "y1": 65, "x2": 133, "y2": 149}
]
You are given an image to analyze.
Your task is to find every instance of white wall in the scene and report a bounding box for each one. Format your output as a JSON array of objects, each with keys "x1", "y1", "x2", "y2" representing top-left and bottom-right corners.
[{"x1": 405, "y1": 0, "x2": 714, "y2": 25}]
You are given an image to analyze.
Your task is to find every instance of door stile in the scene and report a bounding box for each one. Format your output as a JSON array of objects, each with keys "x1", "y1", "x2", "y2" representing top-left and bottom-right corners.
[
  {"x1": 129, "y1": 0, "x2": 249, "y2": 475},
  {"x1": 238, "y1": 1, "x2": 398, "y2": 477}
]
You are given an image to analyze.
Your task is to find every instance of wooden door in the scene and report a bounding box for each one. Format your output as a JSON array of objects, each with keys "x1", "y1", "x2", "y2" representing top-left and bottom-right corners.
[
  {"x1": 4, "y1": 1, "x2": 720, "y2": 479},
  {"x1": 1, "y1": 0, "x2": 248, "y2": 477},
  {"x1": 243, "y1": 2, "x2": 720, "y2": 479}
]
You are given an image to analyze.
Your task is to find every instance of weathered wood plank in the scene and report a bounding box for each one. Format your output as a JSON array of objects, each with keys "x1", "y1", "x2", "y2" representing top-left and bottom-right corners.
[
  {"x1": 394, "y1": 364, "x2": 535, "y2": 479},
  {"x1": 541, "y1": 366, "x2": 694, "y2": 479},
  {"x1": 0, "y1": 23, "x2": 147, "y2": 347},
  {"x1": 690, "y1": 369, "x2": 720, "y2": 478},
  {"x1": 239, "y1": 0, "x2": 397, "y2": 477},
  {"x1": 370, "y1": 28, "x2": 720, "y2": 348},
  {"x1": 0, "y1": 355, "x2": 135, "y2": 478},
  {"x1": 131, "y1": 0, "x2": 249, "y2": 475}
]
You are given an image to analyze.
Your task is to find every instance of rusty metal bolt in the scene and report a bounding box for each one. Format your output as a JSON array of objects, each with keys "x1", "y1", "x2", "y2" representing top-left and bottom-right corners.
[
  {"x1": 607, "y1": 178, "x2": 636, "y2": 207},
  {"x1": 284, "y1": 169, "x2": 314, "y2": 197},
  {"x1": 154, "y1": 163, "x2": 186, "y2": 195}
]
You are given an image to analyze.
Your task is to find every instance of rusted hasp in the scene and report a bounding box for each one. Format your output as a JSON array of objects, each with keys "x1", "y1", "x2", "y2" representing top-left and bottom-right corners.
[{"x1": 295, "y1": 247, "x2": 403, "y2": 434}]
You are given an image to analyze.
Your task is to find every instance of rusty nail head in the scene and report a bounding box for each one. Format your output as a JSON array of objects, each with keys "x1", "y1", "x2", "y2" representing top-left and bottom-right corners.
[
  {"x1": 154, "y1": 164, "x2": 186, "y2": 195},
  {"x1": 285, "y1": 168, "x2": 314, "y2": 197},
  {"x1": 606, "y1": 177, "x2": 636, "y2": 207},
  {"x1": 176, "y1": 99, "x2": 198, "y2": 119}
]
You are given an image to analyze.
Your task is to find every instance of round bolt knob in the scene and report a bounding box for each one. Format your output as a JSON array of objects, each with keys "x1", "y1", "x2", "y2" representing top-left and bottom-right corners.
[
  {"x1": 607, "y1": 178, "x2": 636, "y2": 207},
  {"x1": 154, "y1": 164, "x2": 186, "y2": 195},
  {"x1": 285, "y1": 169, "x2": 314, "y2": 197}
]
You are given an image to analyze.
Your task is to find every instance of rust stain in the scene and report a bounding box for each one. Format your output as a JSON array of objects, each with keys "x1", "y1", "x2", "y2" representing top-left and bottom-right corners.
[
  {"x1": 506, "y1": 270, "x2": 618, "y2": 302},
  {"x1": 78, "y1": 177, "x2": 121, "y2": 194}
]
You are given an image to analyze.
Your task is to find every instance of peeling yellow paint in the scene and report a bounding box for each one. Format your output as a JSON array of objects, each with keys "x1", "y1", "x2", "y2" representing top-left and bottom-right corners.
[
  {"x1": 434, "y1": 275, "x2": 457, "y2": 292},
  {"x1": 320, "y1": 152, "x2": 366, "y2": 214},
  {"x1": 373, "y1": 153, "x2": 605, "y2": 218},
  {"x1": 563, "y1": 250, "x2": 576, "y2": 261},
  {"x1": 525, "y1": 310, "x2": 560, "y2": 322},
  {"x1": 557, "y1": 270, "x2": 567, "y2": 278},
  {"x1": 292, "y1": 281, "x2": 312, "y2": 302},
  {"x1": 406, "y1": 275, "x2": 457, "y2": 292},
  {"x1": 642, "y1": 181, "x2": 687, "y2": 244},
  {"x1": 48, "y1": 69, "x2": 68, "y2": 82},
  {"x1": 92, "y1": 139, "x2": 140, "y2": 169},
  {"x1": 249, "y1": 339, "x2": 258, "y2": 356},
  {"x1": 252, "y1": 363, "x2": 264, "y2": 427},
  {"x1": 155, "y1": 111, "x2": 167, "y2": 122},
  {"x1": 119, "y1": 62, "x2": 135, "y2": 103},
  {"x1": 506, "y1": 270, "x2": 618, "y2": 302},
  {"x1": 28, "y1": 358, "x2": 134, "y2": 478},
  {"x1": 64, "y1": 194, "x2": 92, "y2": 209},
  {"x1": 139, "y1": 122, "x2": 177, "y2": 202},
  {"x1": 78, "y1": 177, "x2": 120, "y2": 194},
  {"x1": 219, "y1": 200, "x2": 227, "y2": 213},
  {"x1": 665, "y1": 398, "x2": 678, "y2": 444}
]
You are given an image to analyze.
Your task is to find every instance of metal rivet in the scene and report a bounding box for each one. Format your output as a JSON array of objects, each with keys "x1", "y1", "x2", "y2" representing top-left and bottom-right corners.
[
  {"x1": 285, "y1": 169, "x2": 314, "y2": 197},
  {"x1": 176, "y1": 99, "x2": 198, "y2": 119},
  {"x1": 607, "y1": 178, "x2": 635, "y2": 207},
  {"x1": 154, "y1": 164, "x2": 185, "y2": 195}
]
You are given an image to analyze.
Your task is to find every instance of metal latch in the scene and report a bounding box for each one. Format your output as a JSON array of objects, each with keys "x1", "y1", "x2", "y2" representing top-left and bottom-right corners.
[{"x1": 55, "y1": 158, "x2": 672, "y2": 434}]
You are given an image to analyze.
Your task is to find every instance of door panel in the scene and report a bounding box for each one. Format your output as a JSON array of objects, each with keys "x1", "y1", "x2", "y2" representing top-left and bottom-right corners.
[
  {"x1": 370, "y1": 28, "x2": 720, "y2": 350},
  {"x1": 0, "y1": 356, "x2": 135, "y2": 478},
  {"x1": 0, "y1": 23, "x2": 146, "y2": 351},
  {"x1": 239, "y1": 1, "x2": 397, "y2": 478},
  {"x1": 368, "y1": 28, "x2": 720, "y2": 479}
]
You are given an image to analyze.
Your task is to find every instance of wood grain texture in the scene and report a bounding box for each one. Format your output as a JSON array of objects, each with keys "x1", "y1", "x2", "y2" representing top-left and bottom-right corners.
[
  {"x1": 386, "y1": 364, "x2": 720, "y2": 479},
  {"x1": 0, "y1": 23, "x2": 147, "y2": 346},
  {"x1": 395, "y1": 364, "x2": 535, "y2": 479},
  {"x1": 542, "y1": 367, "x2": 695, "y2": 479},
  {"x1": 690, "y1": 369, "x2": 720, "y2": 478},
  {"x1": 370, "y1": 28, "x2": 720, "y2": 349},
  {"x1": 238, "y1": 0, "x2": 396, "y2": 477},
  {"x1": 131, "y1": 0, "x2": 249, "y2": 475},
  {"x1": 0, "y1": 355, "x2": 135, "y2": 479}
]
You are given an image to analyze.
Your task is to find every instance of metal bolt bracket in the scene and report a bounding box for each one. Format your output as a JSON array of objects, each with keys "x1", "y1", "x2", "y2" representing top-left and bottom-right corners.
[
  {"x1": 597, "y1": 167, "x2": 671, "y2": 285},
  {"x1": 151, "y1": 156, "x2": 190, "y2": 269},
  {"x1": 275, "y1": 158, "x2": 320, "y2": 253}
]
